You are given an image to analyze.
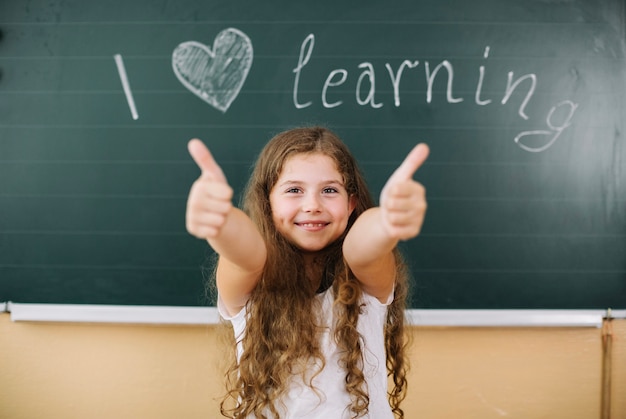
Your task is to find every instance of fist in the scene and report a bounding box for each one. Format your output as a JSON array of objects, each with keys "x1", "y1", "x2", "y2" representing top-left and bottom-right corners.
[
  {"x1": 380, "y1": 143, "x2": 429, "y2": 240},
  {"x1": 185, "y1": 139, "x2": 234, "y2": 239}
]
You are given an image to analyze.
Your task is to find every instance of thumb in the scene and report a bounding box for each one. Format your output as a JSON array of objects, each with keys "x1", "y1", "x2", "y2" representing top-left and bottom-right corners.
[
  {"x1": 187, "y1": 139, "x2": 227, "y2": 182},
  {"x1": 388, "y1": 143, "x2": 430, "y2": 183}
]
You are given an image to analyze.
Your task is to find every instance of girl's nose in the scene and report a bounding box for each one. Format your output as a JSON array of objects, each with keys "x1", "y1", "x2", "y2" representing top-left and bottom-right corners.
[{"x1": 302, "y1": 193, "x2": 322, "y2": 212}]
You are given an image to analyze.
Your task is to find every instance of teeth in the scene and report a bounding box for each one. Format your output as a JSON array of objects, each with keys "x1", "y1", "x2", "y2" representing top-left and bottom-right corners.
[{"x1": 300, "y1": 223, "x2": 325, "y2": 227}]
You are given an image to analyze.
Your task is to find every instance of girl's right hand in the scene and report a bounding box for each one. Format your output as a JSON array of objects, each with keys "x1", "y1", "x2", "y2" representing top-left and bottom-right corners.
[
  {"x1": 185, "y1": 139, "x2": 234, "y2": 239},
  {"x1": 379, "y1": 143, "x2": 429, "y2": 241}
]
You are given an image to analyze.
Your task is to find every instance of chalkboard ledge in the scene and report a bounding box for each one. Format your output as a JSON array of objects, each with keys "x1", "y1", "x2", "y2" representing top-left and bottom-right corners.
[
  {"x1": 6, "y1": 302, "x2": 221, "y2": 325},
  {"x1": 5, "y1": 303, "x2": 624, "y2": 327}
]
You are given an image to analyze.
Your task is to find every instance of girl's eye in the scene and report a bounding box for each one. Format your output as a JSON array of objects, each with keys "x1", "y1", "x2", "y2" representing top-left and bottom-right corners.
[
  {"x1": 286, "y1": 187, "x2": 302, "y2": 193},
  {"x1": 323, "y1": 187, "x2": 338, "y2": 194}
]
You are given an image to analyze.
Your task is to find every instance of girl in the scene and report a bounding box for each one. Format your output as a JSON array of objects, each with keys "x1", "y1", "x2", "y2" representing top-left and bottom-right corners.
[{"x1": 186, "y1": 127, "x2": 429, "y2": 418}]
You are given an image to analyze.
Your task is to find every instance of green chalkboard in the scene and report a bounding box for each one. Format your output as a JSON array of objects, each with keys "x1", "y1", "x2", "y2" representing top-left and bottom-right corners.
[{"x1": 1, "y1": 0, "x2": 624, "y2": 308}]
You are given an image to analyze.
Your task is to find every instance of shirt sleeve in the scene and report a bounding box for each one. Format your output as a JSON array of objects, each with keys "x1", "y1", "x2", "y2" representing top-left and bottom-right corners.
[
  {"x1": 217, "y1": 294, "x2": 245, "y2": 321},
  {"x1": 361, "y1": 286, "x2": 395, "y2": 307}
]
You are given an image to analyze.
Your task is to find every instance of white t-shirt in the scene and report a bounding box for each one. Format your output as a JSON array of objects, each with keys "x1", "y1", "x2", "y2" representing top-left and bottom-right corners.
[{"x1": 218, "y1": 288, "x2": 394, "y2": 419}]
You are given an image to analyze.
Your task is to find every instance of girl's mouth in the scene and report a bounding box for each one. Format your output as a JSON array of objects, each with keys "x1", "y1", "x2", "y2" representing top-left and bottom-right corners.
[{"x1": 296, "y1": 222, "x2": 329, "y2": 231}]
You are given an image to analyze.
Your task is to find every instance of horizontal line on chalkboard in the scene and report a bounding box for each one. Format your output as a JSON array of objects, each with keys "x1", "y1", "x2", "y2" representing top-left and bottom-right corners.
[
  {"x1": 0, "y1": 264, "x2": 622, "y2": 275},
  {"x1": 0, "y1": 160, "x2": 197, "y2": 165},
  {"x1": 0, "y1": 193, "x2": 187, "y2": 199},
  {"x1": 0, "y1": 124, "x2": 618, "y2": 131},
  {"x1": 412, "y1": 268, "x2": 626, "y2": 274},
  {"x1": 4, "y1": 88, "x2": 610, "y2": 95},
  {"x1": 0, "y1": 124, "x2": 283, "y2": 129},
  {"x1": 0, "y1": 160, "x2": 607, "y2": 167},
  {"x1": 420, "y1": 233, "x2": 626, "y2": 238},
  {"x1": 0, "y1": 20, "x2": 612, "y2": 26},
  {"x1": 427, "y1": 196, "x2": 626, "y2": 202},
  {"x1": 2, "y1": 55, "x2": 618, "y2": 62},
  {"x1": 2, "y1": 231, "x2": 624, "y2": 239},
  {"x1": 0, "y1": 230, "x2": 188, "y2": 236},
  {"x1": 0, "y1": 193, "x2": 622, "y2": 203},
  {"x1": 0, "y1": 264, "x2": 199, "y2": 271}
]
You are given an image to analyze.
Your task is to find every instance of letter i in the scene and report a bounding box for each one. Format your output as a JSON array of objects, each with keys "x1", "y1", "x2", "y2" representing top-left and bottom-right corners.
[{"x1": 475, "y1": 46, "x2": 492, "y2": 106}]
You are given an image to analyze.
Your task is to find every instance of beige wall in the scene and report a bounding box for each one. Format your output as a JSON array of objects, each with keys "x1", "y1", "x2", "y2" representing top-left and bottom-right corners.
[{"x1": 0, "y1": 314, "x2": 624, "y2": 419}]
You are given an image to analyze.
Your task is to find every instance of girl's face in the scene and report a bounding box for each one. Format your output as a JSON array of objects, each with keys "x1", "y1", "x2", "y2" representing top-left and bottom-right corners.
[{"x1": 269, "y1": 152, "x2": 356, "y2": 255}]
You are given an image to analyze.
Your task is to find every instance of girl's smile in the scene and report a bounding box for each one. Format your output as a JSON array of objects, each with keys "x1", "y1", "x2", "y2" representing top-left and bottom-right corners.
[
  {"x1": 296, "y1": 221, "x2": 329, "y2": 231},
  {"x1": 269, "y1": 153, "x2": 356, "y2": 253}
]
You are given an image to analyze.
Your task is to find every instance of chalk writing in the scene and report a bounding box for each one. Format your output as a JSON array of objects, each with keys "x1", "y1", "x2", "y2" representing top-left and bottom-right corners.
[
  {"x1": 113, "y1": 54, "x2": 139, "y2": 120},
  {"x1": 292, "y1": 34, "x2": 578, "y2": 152},
  {"x1": 475, "y1": 46, "x2": 492, "y2": 106},
  {"x1": 514, "y1": 100, "x2": 578, "y2": 153},
  {"x1": 425, "y1": 60, "x2": 463, "y2": 104},
  {"x1": 293, "y1": 34, "x2": 314, "y2": 110},
  {"x1": 172, "y1": 28, "x2": 253, "y2": 113},
  {"x1": 501, "y1": 72, "x2": 536, "y2": 120},
  {"x1": 386, "y1": 60, "x2": 419, "y2": 107}
]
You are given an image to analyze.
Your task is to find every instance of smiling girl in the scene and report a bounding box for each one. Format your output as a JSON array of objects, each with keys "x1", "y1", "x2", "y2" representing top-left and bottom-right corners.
[{"x1": 185, "y1": 127, "x2": 429, "y2": 418}]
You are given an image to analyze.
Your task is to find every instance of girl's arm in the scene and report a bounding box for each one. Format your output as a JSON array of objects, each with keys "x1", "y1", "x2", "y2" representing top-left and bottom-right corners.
[
  {"x1": 186, "y1": 139, "x2": 266, "y2": 316},
  {"x1": 343, "y1": 144, "x2": 429, "y2": 302}
]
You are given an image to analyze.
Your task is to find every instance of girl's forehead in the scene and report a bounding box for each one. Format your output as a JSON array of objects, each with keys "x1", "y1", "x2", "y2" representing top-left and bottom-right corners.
[
  {"x1": 275, "y1": 152, "x2": 344, "y2": 183},
  {"x1": 281, "y1": 152, "x2": 338, "y2": 171}
]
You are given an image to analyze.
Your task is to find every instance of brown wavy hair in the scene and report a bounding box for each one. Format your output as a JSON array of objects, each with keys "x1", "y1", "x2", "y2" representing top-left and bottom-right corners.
[{"x1": 219, "y1": 126, "x2": 410, "y2": 418}]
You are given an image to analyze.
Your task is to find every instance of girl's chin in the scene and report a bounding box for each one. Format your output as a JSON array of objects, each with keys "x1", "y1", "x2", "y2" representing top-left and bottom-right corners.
[{"x1": 287, "y1": 239, "x2": 328, "y2": 254}]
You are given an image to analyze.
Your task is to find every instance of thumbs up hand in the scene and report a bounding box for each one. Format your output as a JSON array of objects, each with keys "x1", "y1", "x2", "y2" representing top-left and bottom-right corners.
[
  {"x1": 186, "y1": 139, "x2": 234, "y2": 239},
  {"x1": 379, "y1": 143, "x2": 429, "y2": 241}
]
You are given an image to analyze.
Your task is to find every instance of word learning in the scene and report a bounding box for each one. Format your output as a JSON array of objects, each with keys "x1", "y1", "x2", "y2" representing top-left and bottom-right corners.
[{"x1": 292, "y1": 34, "x2": 578, "y2": 153}]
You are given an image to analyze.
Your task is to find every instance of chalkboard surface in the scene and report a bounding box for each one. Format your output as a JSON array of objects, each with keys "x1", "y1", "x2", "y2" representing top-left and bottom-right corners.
[{"x1": 1, "y1": 0, "x2": 624, "y2": 308}]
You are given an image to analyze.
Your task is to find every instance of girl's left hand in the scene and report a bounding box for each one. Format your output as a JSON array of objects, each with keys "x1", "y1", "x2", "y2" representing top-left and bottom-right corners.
[{"x1": 379, "y1": 143, "x2": 430, "y2": 241}]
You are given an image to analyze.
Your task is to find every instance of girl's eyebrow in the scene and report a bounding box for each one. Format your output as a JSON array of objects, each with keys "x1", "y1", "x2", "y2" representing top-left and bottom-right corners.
[{"x1": 277, "y1": 179, "x2": 346, "y2": 188}]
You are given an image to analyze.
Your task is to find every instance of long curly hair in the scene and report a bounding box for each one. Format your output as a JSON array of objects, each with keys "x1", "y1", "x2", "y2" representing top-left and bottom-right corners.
[{"x1": 219, "y1": 126, "x2": 410, "y2": 418}]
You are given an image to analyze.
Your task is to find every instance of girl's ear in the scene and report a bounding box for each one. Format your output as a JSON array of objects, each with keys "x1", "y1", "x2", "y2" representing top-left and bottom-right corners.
[{"x1": 348, "y1": 194, "x2": 357, "y2": 214}]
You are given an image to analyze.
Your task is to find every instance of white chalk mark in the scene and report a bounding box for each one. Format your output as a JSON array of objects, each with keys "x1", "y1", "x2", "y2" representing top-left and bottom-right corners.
[
  {"x1": 322, "y1": 69, "x2": 348, "y2": 108},
  {"x1": 292, "y1": 34, "x2": 315, "y2": 109},
  {"x1": 356, "y1": 62, "x2": 383, "y2": 108},
  {"x1": 287, "y1": 33, "x2": 578, "y2": 153},
  {"x1": 386, "y1": 60, "x2": 419, "y2": 107},
  {"x1": 425, "y1": 60, "x2": 463, "y2": 104},
  {"x1": 475, "y1": 391, "x2": 509, "y2": 416},
  {"x1": 424, "y1": 60, "x2": 463, "y2": 103},
  {"x1": 476, "y1": 47, "x2": 492, "y2": 106},
  {"x1": 172, "y1": 28, "x2": 253, "y2": 113},
  {"x1": 114, "y1": 54, "x2": 139, "y2": 120},
  {"x1": 514, "y1": 100, "x2": 578, "y2": 152},
  {"x1": 502, "y1": 71, "x2": 537, "y2": 120}
]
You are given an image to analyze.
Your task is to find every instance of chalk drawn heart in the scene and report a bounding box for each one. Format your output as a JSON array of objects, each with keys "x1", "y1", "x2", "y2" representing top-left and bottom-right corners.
[{"x1": 172, "y1": 28, "x2": 253, "y2": 113}]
